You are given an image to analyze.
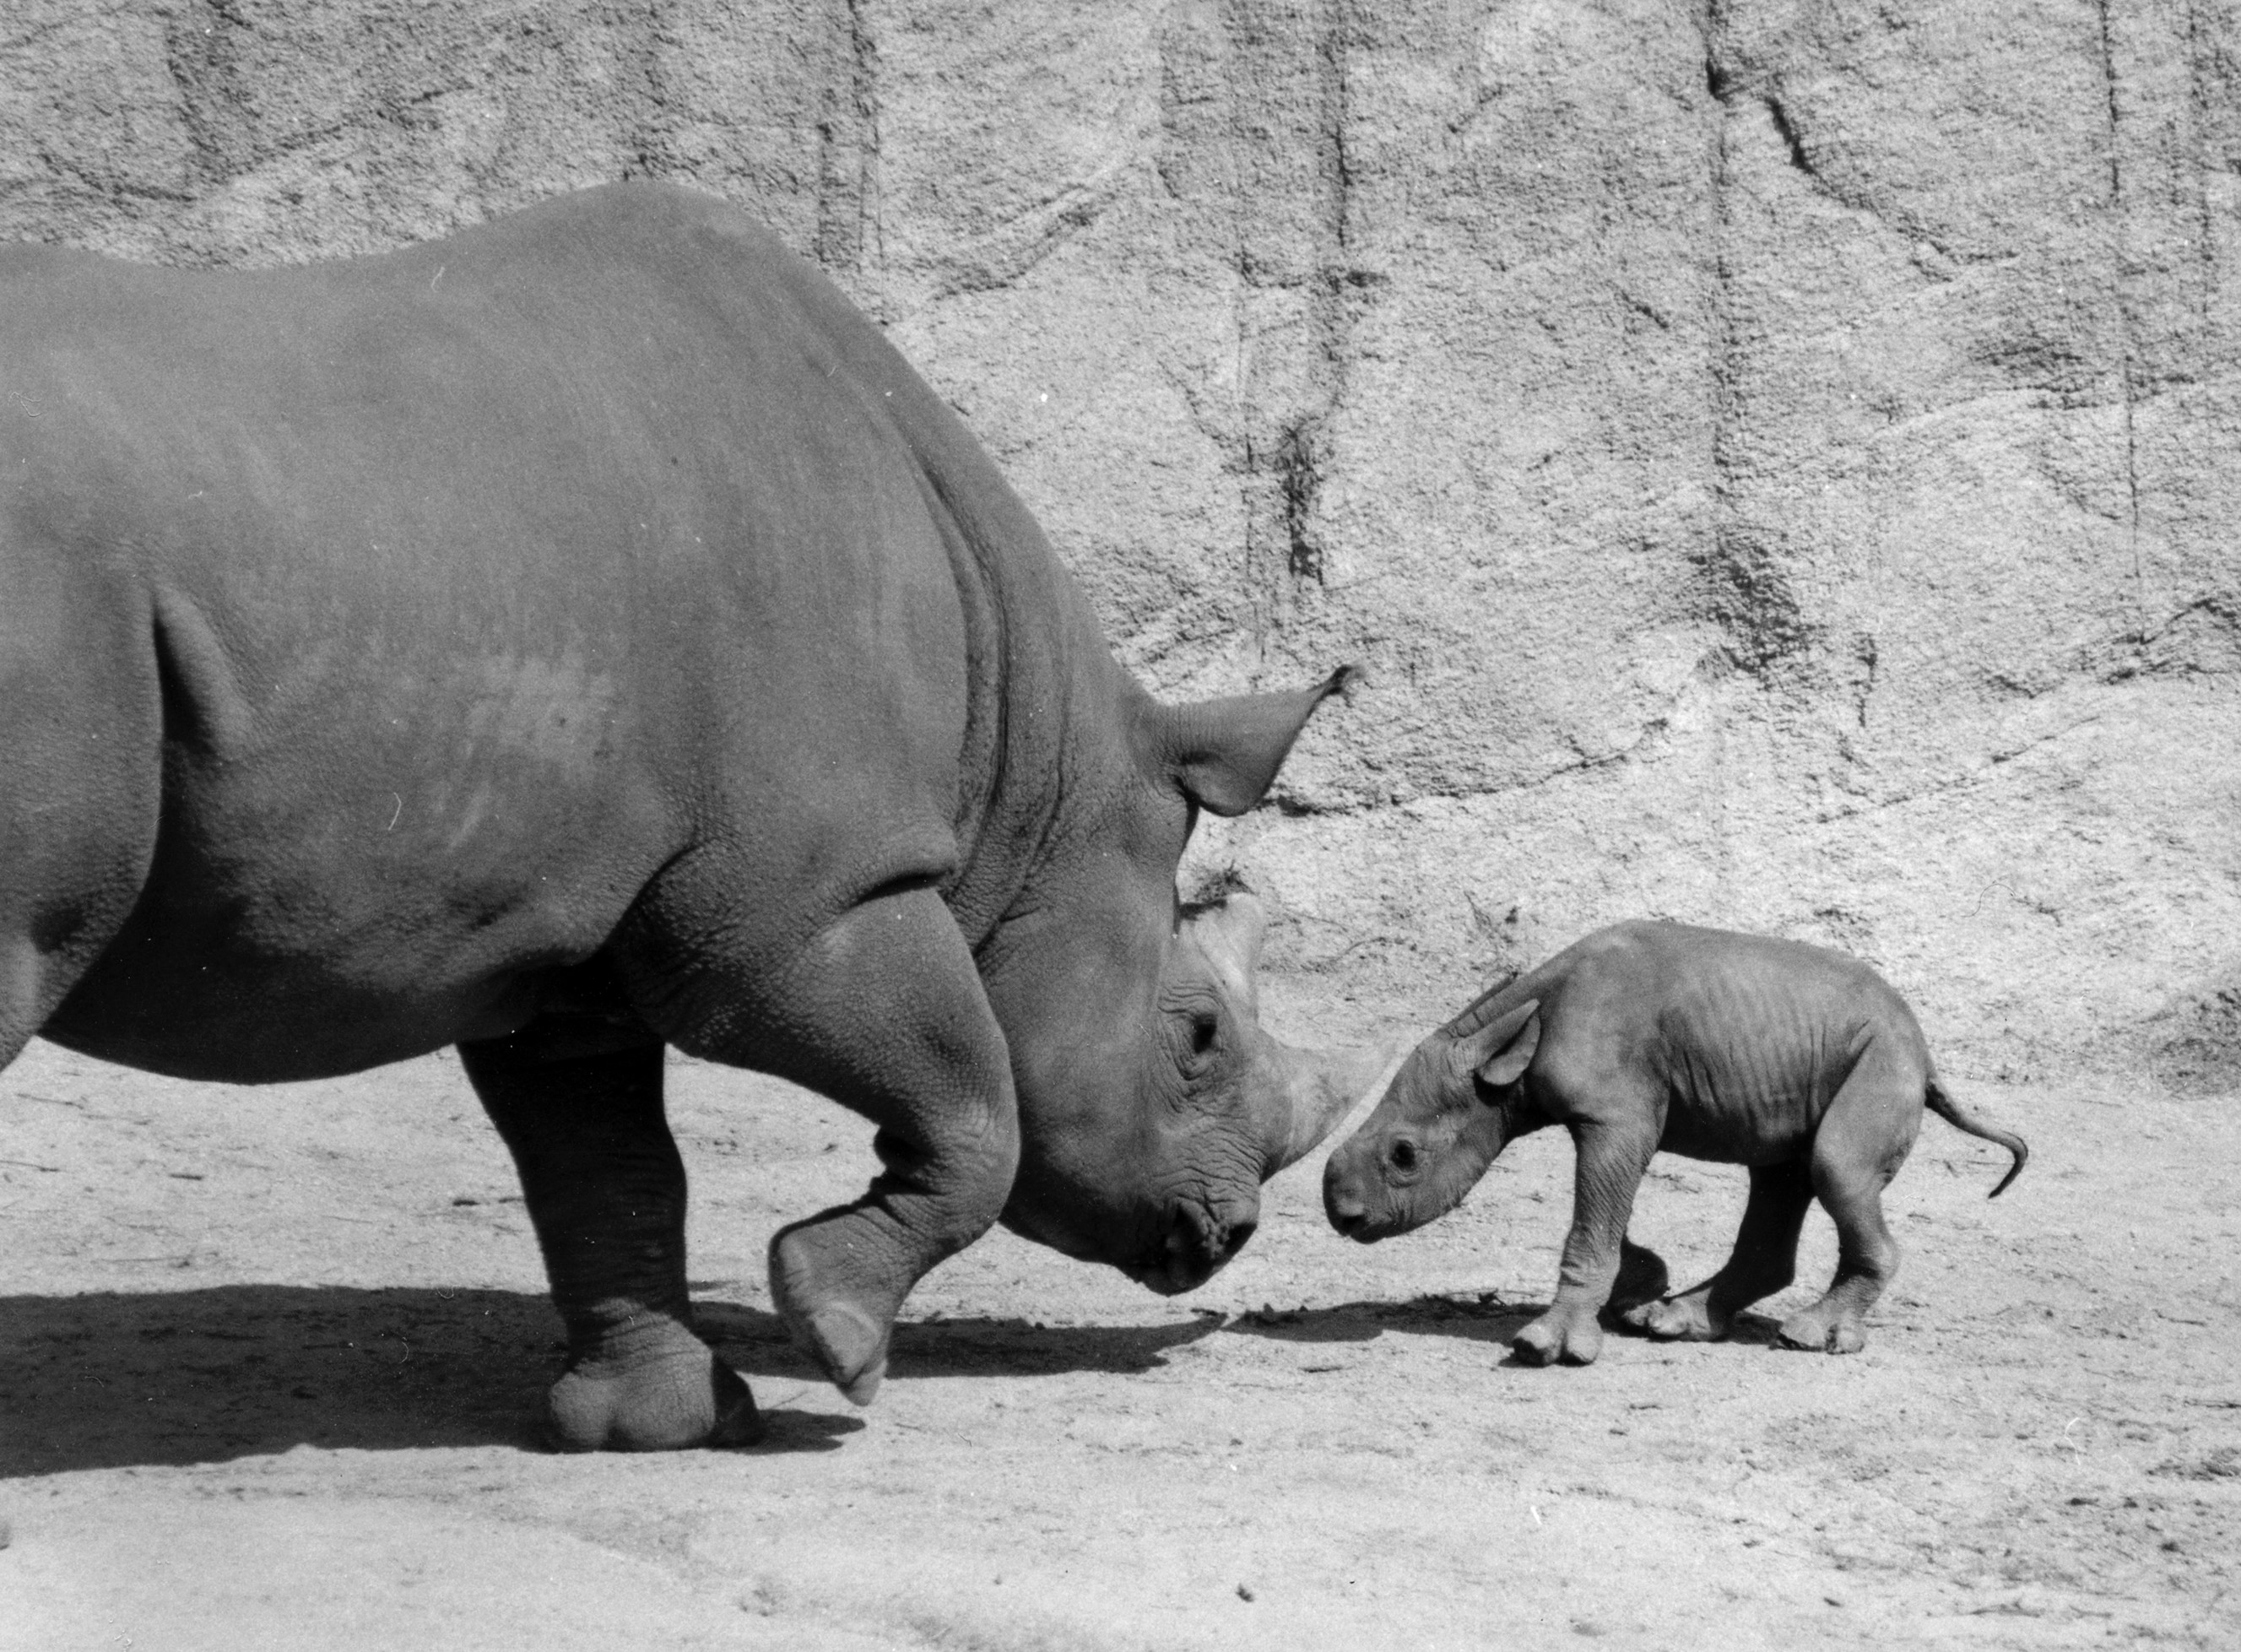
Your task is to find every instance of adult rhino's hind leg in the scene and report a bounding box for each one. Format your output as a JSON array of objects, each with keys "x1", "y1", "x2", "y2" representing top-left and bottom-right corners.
[
  {"x1": 458, "y1": 1030, "x2": 761, "y2": 1451},
  {"x1": 1623, "y1": 1160, "x2": 1814, "y2": 1342},
  {"x1": 630, "y1": 882, "x2": 1020, "y2": 1408}
]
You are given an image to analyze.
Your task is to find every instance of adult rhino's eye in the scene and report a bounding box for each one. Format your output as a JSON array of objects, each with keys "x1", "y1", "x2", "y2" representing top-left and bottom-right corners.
[{"x1": 1188, "y1": 1013, "x2": 1219, "y2": 1058}]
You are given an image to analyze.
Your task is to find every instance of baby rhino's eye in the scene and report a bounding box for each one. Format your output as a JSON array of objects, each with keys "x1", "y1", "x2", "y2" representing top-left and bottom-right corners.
[{"x1": 1387, "y1": 1138, "x2": 1418, "y2": 1174}]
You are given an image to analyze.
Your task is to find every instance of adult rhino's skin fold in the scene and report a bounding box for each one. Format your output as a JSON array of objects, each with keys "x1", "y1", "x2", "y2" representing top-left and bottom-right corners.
[{"x1": 0, "y1": 183, "x2": 1381, "y2": 1449}]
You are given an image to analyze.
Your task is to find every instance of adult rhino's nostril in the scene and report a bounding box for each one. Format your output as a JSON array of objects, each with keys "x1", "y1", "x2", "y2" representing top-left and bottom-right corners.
[
  {"x1": 1146, "y1": 1206, "x2": 1236, "y2": 1295},
  {"x1": 1147, "y1": 1226, "x2": 1196, "y2": 1296}
]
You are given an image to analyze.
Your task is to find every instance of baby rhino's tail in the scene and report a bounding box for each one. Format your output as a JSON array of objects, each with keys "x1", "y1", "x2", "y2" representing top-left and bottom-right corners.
[{"x1": 1924, "y1": 1076, "x2": 2029, "y2": 1198}]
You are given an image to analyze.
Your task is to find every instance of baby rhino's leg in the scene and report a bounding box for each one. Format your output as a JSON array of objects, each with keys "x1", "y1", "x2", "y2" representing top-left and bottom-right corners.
[
  {"x1": 1608, "y1": 1235, "x2": 1671, "y2": 1315},
  {"x1": 1625, "y1": 1161, "x2": 1813, "y2": 1341},
  {"x1": 1776, "y1": 1053, "x2": 1919, "y2": 1354},
  {"x1": 1513, "y1": 1114, "x2": 1659, "y2": 1367}
]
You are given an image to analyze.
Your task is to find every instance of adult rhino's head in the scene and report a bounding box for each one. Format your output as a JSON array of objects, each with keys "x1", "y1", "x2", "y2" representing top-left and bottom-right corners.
[{"x1": 983, "y1": 669, "x2": 1385, "y2": 1294}]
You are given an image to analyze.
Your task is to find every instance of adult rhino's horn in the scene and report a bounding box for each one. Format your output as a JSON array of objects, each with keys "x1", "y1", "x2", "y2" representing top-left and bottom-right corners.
[
  {"x1": 1150, "y1": 666, "x2": 1361, "y2": 817},
  {"x1": 1267, "y1": 1036, "x2": 1396, "y2": 1174}
]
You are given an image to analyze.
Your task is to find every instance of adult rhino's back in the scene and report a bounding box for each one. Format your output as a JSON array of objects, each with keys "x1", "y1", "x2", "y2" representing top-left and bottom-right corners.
[{"x1": 3, "y1": 186, "x2": 1035, "y2": 1080}]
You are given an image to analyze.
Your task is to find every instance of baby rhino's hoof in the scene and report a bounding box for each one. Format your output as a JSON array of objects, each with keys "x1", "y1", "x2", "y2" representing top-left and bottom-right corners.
[
  {"x1": 1512, "y1": 1309, "x2": 1604, "y2": 1368},
  {"x1": 1774, "y1": 1308, "x2": 1866, "y2": 1356},
  {"x1": 1621, "y1": 1297, "x2": 1723, "y2": 1342},
  {"x1": 544, "y1": 1350, "x2": 763, "y2": 1452}
]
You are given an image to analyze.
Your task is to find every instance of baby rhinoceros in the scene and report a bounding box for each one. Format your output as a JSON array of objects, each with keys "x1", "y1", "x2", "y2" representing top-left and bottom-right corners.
[{"x1": 1323, "y1": 920, "x2": 2027, "y2": 1365}]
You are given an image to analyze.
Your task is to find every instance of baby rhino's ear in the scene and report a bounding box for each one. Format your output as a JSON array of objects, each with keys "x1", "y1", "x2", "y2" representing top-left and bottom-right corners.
[{"x1": 1463, "y1": 999, "x2": 1540, "y2": 1087}]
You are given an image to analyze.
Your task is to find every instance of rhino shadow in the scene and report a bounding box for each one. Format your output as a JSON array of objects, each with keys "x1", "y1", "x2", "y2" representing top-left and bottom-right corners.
[
  {"x1": 1221, "y1": 1295, "x2": 1788, "y2": 1355},
  {"x1": 698, "y1": 1297, "x2": 1224, "y2": 1381},
  {"x1": 2, "y1": 1284, "x2": 1216, "y2": 1476},
  {"x1": 1220, "y1": 1295, "x2": 1545, "y2": 1347}
]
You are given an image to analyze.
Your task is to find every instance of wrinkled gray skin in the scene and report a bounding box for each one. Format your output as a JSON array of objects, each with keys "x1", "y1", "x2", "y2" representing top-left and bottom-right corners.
[
  {"x1": 0, "y1": 184, "x2": 1383, "y2": 1450},
  {"x1": 1325, "y1": 921, "x2": 2027, "y2": 1364}
]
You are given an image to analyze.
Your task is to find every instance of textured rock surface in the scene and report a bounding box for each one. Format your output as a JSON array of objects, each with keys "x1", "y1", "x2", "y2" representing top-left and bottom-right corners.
[{"x1": 6, "y1": 0, "x2": 2236, "y2": 1075}]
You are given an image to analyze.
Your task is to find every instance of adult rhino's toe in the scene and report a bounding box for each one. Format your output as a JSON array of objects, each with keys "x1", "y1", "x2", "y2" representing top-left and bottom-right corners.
[
  {"x1": 543, "y1": 1347, "x2": 763, "y2": 1451},
  {"x1": 802, "y1": 1302, "x2": 888, "y2": 1406},
  {"x1": 767, "y1": 1218, "x2": 909, "y2": 1406}
]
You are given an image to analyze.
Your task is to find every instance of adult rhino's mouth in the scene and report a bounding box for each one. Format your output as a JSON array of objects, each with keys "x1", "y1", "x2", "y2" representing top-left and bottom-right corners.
[{"x1": 1126, "y1": 1200, "x2": 1259, "y2": 1296}]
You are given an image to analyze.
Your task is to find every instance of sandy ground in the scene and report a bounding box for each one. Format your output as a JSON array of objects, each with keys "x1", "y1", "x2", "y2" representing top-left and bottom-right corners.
[{"x1": 3, "y1": 979, "x2": 2236, "y2": 1651}]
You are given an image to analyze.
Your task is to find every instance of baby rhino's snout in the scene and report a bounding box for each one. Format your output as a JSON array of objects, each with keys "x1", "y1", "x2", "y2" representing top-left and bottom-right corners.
[
  {"x1": 1323, "y1": 1131, "x2": 1420, "y2": 1240},
  {"x1": 1322, "y1": 1151, "x2": 1371, "y2": 1237}
]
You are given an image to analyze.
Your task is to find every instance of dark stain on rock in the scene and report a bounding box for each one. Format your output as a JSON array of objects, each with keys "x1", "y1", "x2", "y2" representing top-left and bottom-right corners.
[
  {"x1": 1277, "y1": 417, "x2": 1323, "y2": 585},
  {"x1": 2146, "y1": 981, "x2": 2241, "y2": 1097},
  {"x1": 1684, "y1": 527, "x2": 1818, "y2": 684}
]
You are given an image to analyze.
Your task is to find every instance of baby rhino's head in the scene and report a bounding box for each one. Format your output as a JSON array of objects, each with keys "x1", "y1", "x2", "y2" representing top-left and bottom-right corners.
[{"x1": 1323, "y1": 994, "x2": 1541, "y2": 1242}]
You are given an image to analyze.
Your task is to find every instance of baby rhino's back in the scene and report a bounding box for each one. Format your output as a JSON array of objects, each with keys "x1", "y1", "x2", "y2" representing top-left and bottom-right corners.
[{"x1": 1540, "y1": 922, "x2": 1927, "y2": 1164}]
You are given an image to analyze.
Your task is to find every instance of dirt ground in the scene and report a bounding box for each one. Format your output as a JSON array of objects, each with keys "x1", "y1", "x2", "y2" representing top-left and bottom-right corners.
[{"x1": 3, "y1": 978, "x2": 2236, "y2": 1651}]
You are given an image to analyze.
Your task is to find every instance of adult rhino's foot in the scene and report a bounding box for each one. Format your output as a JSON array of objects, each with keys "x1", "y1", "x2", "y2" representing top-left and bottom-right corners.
[
  {"x1": 769, "y1": 1211, "x2": 912, "y2": 1406},
  {"x1": 1621, "y1": 1293, "x2": 1727, "y2": 1342},
  {"x1": 1512, "y1": 1304, "x2": 1605, "y2": 1367},
  {"x1": 1774, "y1": 1302, "x2": 1867, "y2": 1355},
  {"x1": 543, "y1": 1324, "x2": 763, "y2": 1452}
]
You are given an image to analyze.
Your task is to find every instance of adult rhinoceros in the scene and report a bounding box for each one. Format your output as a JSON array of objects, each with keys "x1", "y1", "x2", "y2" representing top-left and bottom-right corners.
[{"x1": 0, "y1": 183, "x2": 1373, "y2": 1449}]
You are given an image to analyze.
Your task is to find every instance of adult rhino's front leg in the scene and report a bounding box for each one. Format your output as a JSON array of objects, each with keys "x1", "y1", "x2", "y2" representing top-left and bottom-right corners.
[
  {"x1": 633, "y1": 880, "x2": 1020, "y2": 1409},
  {"x1": 460, "y1": 1032, "x2": 763, "y2": 1452}
]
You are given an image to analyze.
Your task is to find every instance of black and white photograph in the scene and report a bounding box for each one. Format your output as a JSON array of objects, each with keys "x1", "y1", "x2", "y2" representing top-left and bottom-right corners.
[{"x1": 2, "y1": 2, "x2": 2236, "y2": 1646}]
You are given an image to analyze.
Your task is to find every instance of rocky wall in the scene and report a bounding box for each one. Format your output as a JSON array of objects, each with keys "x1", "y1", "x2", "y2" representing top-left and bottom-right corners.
[{"x1": 6, "y1": 0, "x2": 2237, "y2": 1076}]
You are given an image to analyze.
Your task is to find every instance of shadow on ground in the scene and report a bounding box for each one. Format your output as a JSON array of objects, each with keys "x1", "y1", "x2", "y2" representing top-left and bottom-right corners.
[
  {"x1": 1, "y1": 1286, "x2": 1228, "y2": 1476},
  {"x1": 1220, "y1": 1294, "x2": 1789, "y2": 1357},
  {"x1": 709, "y1": 1301, "x2": 1225, "y2": 1382}
]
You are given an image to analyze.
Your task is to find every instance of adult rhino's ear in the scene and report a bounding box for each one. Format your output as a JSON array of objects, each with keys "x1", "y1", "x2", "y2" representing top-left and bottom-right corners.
[
  {"x1": 1459, "y1": 998, "x2": 1540, "y2": 1088},
  {"x1": 1152, "y1": 666, "x2": 1360, "y2": 816}
]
